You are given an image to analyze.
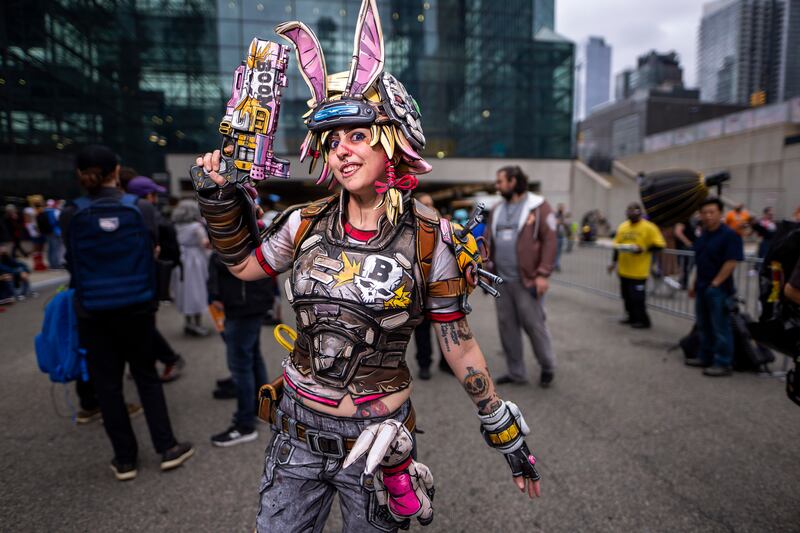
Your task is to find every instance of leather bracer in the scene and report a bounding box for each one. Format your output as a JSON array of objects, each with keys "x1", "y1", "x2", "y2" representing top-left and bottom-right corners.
[{"x1": 197, "y1": 182, "x2": 261, "y2": 266}]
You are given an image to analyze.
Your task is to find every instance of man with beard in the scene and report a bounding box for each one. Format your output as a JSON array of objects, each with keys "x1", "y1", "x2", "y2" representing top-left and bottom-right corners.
[
  {"x1": 608, "y1": 203, "x2": 665, "y2": 329},
  {"x1": 484, "y1": 166, "x2": 558, "y2": 388}
]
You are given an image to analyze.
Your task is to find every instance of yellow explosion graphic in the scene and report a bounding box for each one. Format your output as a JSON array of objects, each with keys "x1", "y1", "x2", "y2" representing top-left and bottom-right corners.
[
  {"x1": 384, "y1": 285, "x2": 411, "y2": 309},
  {"x1": 334, "y1": 252, "x2": 361, "y2": 288}
]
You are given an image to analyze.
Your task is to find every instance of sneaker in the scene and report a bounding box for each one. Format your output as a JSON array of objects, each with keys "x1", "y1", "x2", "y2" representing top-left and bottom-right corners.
[
  {"x1": 418, "y1": 367, "x2": 431, "y2": 380},
  {"x1": 211, "y1": 426, "x2": 258, "y2": 447},
  {"x1": 76, "y1": 407, "x2": 102, "y2": 424},
  {"x1": 495, "y1": 375, "x2": 528, "y2": 385},
  {"x1": 618, "y1": 317, "x2": 632, "y2": 324},
  {"x1": 630, "y1": 322, "x2": 651, "y2": 329},
  {"x1": 161, "y1": 442, "x2": 194, "y2": 471},
  {"x1": 216, "y1": 377, "x2": 234, "y2": 388},
  {"x1": 160, "y1": 355, "x2": 186, "y2": 382},
  {"x1": 684, "y1": 358, "x2": 711, "y2": 368},
  {"x1": 540, "y1": 371, "x2": 554, "y2": 388},
  {"x1": 703, "y1": 365, "x2": 732, "y2": 377},
  {"x1": 184, "y1": 324, "x2": 209, "y2": 337},
  {"x1": 110, "y1": 459, "x2": 137, "y2": 481}
]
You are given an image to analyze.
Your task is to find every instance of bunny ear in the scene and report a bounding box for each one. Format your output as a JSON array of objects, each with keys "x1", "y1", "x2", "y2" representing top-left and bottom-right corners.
[
  {"x1": 344, "y1": 0, "x2": 384, "y2": 97},
  {"x1": 276, "y1": 21, "x2": 328, "y2": 105}
]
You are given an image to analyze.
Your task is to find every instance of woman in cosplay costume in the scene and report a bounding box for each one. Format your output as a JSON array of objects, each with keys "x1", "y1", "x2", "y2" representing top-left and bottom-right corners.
[{"x1": 194, "y1": 1, "x2": 540, "y2": 530}]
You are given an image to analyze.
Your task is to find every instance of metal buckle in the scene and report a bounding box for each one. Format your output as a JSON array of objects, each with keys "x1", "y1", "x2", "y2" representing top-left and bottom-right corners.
[{"x1": 305, "y1": 429, "x2": 345, "y2": 459}]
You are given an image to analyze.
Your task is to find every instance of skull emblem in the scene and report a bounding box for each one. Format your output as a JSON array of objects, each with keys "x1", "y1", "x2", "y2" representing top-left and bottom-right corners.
[{"x1": 354, "y1": 255, "x2": 403, "y2": 304}]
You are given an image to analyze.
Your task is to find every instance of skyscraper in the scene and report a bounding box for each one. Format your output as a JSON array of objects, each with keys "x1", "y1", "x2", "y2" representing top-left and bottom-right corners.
[
  {"x1": 533, "y1": 0, "x2": 555, "y2": 33},
  {"x1": 575, "y1": 36, "x2": 612, "y2": 120},
  {"x1": 697, "y1": 0, "x2": 794, "y2": 105}
]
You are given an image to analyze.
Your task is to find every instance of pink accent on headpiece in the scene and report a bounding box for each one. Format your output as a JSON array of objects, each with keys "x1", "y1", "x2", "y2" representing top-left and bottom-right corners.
[
  {"x1": 345, "y1": 0, "x2": 384, "y2": 97},
  {"x1": 375, "y1": 156, "x2": 419, "y2": 194},
  {"x1": 315, "y1": 163, "x2": 329, "y2": 185},
  {"x1": 276, "y1": 21, "x2": 328, "y2": 105}
]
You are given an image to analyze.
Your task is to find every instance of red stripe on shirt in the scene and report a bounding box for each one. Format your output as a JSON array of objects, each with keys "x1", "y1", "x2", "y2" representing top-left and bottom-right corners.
[
  {"x1": 254, "y1": 246, "x2": 278, "y2": 278},
  {"x1": 427, "y1": 310, "x2": 465, "y2": 323},
  {"x1": 343, "y1": 221, "x2": 377, "y2": 242}
]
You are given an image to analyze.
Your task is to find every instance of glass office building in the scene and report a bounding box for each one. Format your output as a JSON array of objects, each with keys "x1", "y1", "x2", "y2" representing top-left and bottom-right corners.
[{"x1": 1, "y1": 0, "x2": 573, "y2": 197}]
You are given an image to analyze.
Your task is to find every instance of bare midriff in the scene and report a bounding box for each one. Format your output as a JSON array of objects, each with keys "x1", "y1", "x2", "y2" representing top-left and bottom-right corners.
[{"x1": 285, "y1": 380, "x2": 412, "y2": 419}]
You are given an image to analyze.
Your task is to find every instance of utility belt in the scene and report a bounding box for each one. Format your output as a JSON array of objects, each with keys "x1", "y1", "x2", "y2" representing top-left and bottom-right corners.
[{"x1": 257, "y1": 376, "x2": 416, "y2": 459}]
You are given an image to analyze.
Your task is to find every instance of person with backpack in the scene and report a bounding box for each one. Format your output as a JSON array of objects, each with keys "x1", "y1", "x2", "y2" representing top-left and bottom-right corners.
[
  {"x1": 59, "y1": 145, "x2": 193, "y2": 481},
  {"x1": 126, "y1": 175, "x2": 186, "y2": 382},
  {"x1": 686, "y1": 197, "x2": 744, "y2": 377}
]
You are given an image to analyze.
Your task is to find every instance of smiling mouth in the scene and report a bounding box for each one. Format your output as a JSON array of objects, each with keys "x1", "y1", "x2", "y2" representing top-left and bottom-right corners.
[{"x1": 341, "y1": 163, "x2": 362, "y2": 178}]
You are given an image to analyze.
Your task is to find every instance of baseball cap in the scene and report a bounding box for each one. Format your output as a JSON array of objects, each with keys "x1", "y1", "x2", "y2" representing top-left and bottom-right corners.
[
  {"x1": 127, "y1": 176, "x2": 166, "y2": 197},
  {"x1": 75, "y1": 144, "x2": 120, "y2": 176}
]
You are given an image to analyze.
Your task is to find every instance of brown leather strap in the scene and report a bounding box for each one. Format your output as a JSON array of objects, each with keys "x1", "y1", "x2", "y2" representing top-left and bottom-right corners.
[
  {"x1": 271, "y1": 401, "x2": 416, "y2": 452},
  {"x1": 428, "y1": 277, "x2": 467, "y2": 298},
  {"x1": 416, "y1": 218, "x2": 436, "y2": 288}
]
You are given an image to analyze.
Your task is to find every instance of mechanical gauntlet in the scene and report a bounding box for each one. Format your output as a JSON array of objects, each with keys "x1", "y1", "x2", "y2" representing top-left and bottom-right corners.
[
  {"x1": 478, "y1": 400, "x2": 540, "y2": 481},
  {"x1": 197, "y1": 181, "x2": 262, "y2": 266}
]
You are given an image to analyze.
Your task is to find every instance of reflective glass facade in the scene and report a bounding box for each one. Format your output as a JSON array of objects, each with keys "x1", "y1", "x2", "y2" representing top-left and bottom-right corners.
[{"x1": 2, "y1": 0, "x2": 573, "y2": 197}]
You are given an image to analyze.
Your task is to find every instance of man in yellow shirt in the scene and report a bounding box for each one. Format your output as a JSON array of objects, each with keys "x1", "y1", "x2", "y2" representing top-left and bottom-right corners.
[{"x1": 608, "y1": 203, "x2": 666, "y2": 329}]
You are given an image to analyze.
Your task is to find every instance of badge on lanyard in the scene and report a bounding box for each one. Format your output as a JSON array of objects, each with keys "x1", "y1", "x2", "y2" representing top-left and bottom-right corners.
[{"x1": 498, "y1": 227, "x2": 514, "y2": 241}]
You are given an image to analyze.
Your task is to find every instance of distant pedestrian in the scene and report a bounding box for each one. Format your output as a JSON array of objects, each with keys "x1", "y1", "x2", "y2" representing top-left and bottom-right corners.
[
  {"x1": 60, "y1": 144, "x2": 193, "y2": 480},
  {"x1": 485, "y1": 165, "x2": 557, "y2": 388},
  {"x1": 39, "y1": 199, "x2": 63, "y2": 268},
  {"x1": 3, "y1": 205, "x2": 27, "y2": 258},
  {"x1": 25, "y1": 200, "x2": 47, "y2": 271},
  {"x1": 686, "y1": 197, "x2": 744, "y2": 377},
  {"x1": 126, "y1": 175, "x2": 187, "y2": 382},
  {"x1": 752, "y1": 206, "x2": 777, "y2": 258},
  {"x1": 0, "y1": 243, "x2": 33, "y2": 300},
  {"x1": 554, "y1": 203, "x2": 570, "y2": 272},
  {"x1": 608, "y1": 203, "x2": 666, "y2": 329},
  {"x1": 724, "y1": 203, "x2": 750, "y2": 237},
  {"x1": 207, "y1": 252, "x2": 273, "y2": 446},
  {"x1": 171, "y1": 199, "x2": 210, "y2": 336}
]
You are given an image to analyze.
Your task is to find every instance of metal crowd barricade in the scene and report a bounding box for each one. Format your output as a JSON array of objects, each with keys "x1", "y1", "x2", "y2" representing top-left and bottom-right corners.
[{"x1": 552, "y1": 241, "x2": 763, "y2": 320}]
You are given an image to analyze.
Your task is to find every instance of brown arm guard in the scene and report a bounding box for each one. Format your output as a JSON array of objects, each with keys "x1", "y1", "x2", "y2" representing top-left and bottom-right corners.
[{"x1": 197, "y1": 182, "x2": 262, "y2": 266}]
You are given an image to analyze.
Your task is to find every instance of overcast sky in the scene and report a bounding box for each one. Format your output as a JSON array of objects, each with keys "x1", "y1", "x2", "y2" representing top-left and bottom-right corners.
[{"x1": 557, "y1": 0, "x2": 706, "y2": 89}]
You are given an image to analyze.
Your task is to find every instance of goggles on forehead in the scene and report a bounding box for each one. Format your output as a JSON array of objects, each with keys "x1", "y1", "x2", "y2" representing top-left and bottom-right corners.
[{"x1": 308, "y1": 99, "x2": 377, "y2": 133}]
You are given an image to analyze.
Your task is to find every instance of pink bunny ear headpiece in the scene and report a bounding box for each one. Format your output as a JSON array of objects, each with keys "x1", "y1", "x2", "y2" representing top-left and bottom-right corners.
[{"x1": 277, "y1": 0, "x2": 430, "y2": 192}]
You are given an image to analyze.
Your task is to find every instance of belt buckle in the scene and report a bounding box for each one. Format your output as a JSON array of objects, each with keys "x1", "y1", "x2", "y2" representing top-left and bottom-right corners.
[{"x1": 306, "y1": 429, "x2": 345, "y2": 459}]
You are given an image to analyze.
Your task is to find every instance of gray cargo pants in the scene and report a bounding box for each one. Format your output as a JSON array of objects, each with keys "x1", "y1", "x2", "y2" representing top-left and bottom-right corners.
[
  {"x1": 256, "y1": 394, "x2": 413, "y2": 532},
  {"x1": 494, "y1": 279, "x2": 556, "y2": 381}
]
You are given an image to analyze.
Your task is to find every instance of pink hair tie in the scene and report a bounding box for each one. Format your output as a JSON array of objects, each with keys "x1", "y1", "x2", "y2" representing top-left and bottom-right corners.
[{"x1": 375, "y1": 157, "x2": 419, "y2": 194}]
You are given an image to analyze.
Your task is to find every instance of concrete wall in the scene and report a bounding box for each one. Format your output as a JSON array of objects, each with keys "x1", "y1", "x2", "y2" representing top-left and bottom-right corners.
[
  {"x1": 569, "y1": 161, "x2": 640, "y2": 228},
  {"x1": 621, "y1": 123, "x2": 800, "y2": 219}
]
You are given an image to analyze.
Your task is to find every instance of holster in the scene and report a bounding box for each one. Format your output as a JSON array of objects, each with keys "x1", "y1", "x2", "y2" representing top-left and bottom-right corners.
[{"x1": 257, "y1": 375, "x2": 284, "y2": 423}]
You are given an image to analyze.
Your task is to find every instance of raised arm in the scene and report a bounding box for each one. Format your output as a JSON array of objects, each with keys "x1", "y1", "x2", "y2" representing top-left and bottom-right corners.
[
  {"x1": 434, "y1": 317, "x2": 541, "y2": 498},
  {"x1": 195, "y1": 150, "x2": 271, "y2": 282}
]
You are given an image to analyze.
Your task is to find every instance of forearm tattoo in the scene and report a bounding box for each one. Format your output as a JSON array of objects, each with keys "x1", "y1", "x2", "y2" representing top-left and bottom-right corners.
[
  {"x1": 438, "y1": 319, "x2": 474, "y2": 353},
  {"x1": 463, "y1": 365, "x2": 501, "y2": 414}
]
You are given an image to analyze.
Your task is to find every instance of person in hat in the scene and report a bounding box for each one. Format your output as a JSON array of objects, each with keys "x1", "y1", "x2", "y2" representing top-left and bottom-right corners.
[
  {"x1": 126, "y1": 176, "x2": 187, "y2": 382},
  {"x1": 194, "y1": 1, "x2": 541, "y2": 530}
]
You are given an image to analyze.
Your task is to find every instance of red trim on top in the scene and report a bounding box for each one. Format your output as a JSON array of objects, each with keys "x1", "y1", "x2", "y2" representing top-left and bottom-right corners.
[
  {"x1": 343, "y1": 221, "x2": 377, "y2": 242},
  {"x1": 254, "y1": 246, "x2": 279, "y2": 278},
  {"x1": 427, "y1": 310, "x2": 466, "y2": 323}
]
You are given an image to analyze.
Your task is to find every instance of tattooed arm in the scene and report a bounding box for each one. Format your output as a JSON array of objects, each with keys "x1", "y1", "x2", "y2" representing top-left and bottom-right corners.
[
  {"x1": 434, "y1": 318, "x2": 541, "y2": 499},
  {"x1": 433, "y1": 319, "x2": 501, "y2": 414}
]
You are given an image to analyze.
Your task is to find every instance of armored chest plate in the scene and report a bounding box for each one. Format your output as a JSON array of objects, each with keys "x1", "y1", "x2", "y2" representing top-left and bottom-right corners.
[{"x1": 287, "y1": 208, "x2": 423, "y2": 394}]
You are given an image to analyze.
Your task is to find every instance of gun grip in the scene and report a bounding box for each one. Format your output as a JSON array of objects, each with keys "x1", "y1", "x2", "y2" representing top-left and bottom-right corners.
[{"x1": 189, "y1": 156, "x2": 237, "y2": 192}]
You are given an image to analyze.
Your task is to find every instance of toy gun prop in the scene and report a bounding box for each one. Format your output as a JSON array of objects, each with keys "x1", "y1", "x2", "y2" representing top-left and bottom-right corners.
[
  {"x1": 190, "y1": 38, "x2": 291, "y2": 192},
  {"x1": 448, "y1": 203, "x2": 504, "y2": 307}
]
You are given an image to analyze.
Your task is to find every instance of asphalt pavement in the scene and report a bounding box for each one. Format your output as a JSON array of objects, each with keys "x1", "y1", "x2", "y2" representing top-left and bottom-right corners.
[{"x1": 1, "y1": 280, "x2": 798, "y2": 532}]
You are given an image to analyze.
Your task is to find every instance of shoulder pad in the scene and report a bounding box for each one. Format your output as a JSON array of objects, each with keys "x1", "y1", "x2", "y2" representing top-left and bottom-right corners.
[
  {"x1": 300, "y1": 194, "x2": 338, "y2": 218},
  {"x1": 412, "y1": 199, "x2": 440, "y2": 225}
]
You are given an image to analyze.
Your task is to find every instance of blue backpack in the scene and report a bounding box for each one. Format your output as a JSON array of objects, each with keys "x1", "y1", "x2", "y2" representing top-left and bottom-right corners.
[
  {"x1": 35, "y1": 289, "x2": 88, "y2": 383},
  {"x1": 68, "y1": 194, "x2": 155, "y2": 311}
]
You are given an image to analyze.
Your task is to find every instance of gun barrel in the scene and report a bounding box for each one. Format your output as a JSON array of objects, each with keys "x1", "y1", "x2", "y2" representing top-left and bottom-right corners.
[
  {"x1": 477, "y1": 268, "x2": 503, "y2": 285},
  {"x1": 478, "y1": 279, "x2": 500, "y2": 297},
  {"x1": 456, "y1": 203, "x2": 486, "y2": 239}
]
